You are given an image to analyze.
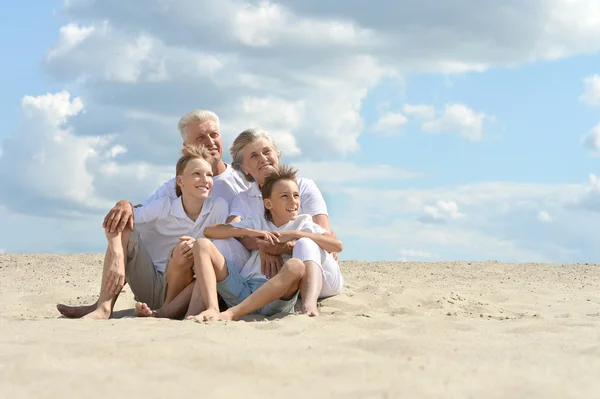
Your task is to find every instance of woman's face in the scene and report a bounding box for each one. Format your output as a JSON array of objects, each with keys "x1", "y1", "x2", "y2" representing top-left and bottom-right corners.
[{"x1": 241, "y1": 138, "x2": 279, "y2": 185}]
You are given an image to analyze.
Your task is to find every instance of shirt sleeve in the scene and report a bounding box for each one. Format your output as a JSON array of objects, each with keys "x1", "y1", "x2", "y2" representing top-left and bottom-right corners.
[
  {"x1": 299, "y1": 178, "x2": 328, "y2": 216},
  {"x1": 298, "y1": 218, "x2": 327, "y2": 235},
  {"x1": 209, "y1": 198, "x2": 230, "y2": 225},
  {"x1": 140, "y1": 178, "x2": 177, "y2": 207},
  {"x1": 230, "y1": 216, "x2": 258, "y2": 230},
  {"x1": 134, "y1": 197, "x2": 169, "y2": 228},
  {"x1": 229, "y1": 193, "x2": 247, "y2": 219}
]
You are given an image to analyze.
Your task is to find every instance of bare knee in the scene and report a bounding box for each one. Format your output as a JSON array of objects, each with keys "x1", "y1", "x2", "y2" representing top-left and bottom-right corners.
[
  {"x1": 282, "y1": 258, "x2": 306, "y2": 280},
  {"x1": 193, "y1": 238, "x2": 213, "y2": 255}
]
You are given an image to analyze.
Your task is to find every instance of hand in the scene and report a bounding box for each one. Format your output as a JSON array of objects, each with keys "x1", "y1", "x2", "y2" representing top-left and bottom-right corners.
[
  {"x1": 104, "y1": 261, "x2": 125, "y2": 296},
  {"x1": 257, "y1": 238, "x2": 294, "y2": 256},
  {"x1": 246, "y1": 229, "x2": 280, "y2": 245},
  {"x1": 103, "y1": 200, "x2": 134, "y2": 233},
  {"x1": 260, "y1": 251, "x2": 284, "y2": 279},
  {"x1": 332, "y1": 252, "x2": 339, "y2": 261},
  {"x1": 275, "y1": 231, "x2": 299, "y2": 243},
  {"x1": 171, "y1": 236, "x2": 195, "y2": 264}
]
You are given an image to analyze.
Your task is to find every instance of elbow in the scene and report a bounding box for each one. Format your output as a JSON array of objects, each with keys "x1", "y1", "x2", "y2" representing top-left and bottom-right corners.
[{"x1": 334, "y1": 241, "x2": 343, "y2": 253}]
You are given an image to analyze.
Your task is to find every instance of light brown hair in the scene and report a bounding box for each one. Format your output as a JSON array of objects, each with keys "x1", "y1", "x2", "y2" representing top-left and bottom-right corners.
[
  {"x1": 261, "y1": 164, "x2": 298, "y2": 222},
  {"x1": 175, "y1": 145, "x2": 211, "y2": 197}
]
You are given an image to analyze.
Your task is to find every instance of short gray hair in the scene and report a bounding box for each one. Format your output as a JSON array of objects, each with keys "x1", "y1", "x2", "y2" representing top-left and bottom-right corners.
[
  {"x1": 177, "y1": 110, "x2": 220, "y2": 140},
  {"x1": 229, "y1": 128, "x2": 282, "y2": 182}
]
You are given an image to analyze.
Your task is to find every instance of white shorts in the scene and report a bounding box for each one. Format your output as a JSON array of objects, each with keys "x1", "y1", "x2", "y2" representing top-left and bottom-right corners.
[{"x1": 292, "y1": 237, "x2": 344, "y2": 298}]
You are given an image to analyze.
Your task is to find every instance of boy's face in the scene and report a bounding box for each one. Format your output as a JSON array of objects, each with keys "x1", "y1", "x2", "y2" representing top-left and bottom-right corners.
[
  {"x1": 176, "y1": 158, "x2": 213, "y2": 200},
  {"x1": 264, "y1": 179, "x2": 300, "y2": 222}
]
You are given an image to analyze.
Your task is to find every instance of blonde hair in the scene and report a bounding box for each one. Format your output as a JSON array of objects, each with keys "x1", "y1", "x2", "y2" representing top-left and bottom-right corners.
[
  {"x1": 177, "y1": 110, "x2": 220, "y2": 140},
  {"x1": 229, "y1": 128, "x2": 282, "y2": 182},
  {"x1": 261, "y1": 164, "x2": 298, "y2": 223},
  {"x1": 175, "y1": 145, "x2": 212, "y2": 197}
]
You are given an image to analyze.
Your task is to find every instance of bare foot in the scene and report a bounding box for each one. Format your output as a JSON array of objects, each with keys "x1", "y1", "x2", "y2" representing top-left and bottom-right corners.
[
  {"x1": 301, "y1": 305, "x2": 319, "y2": 317},
  {"x1": 199, "y1": 307, "x2": 220, "y2": 322},
  {"x1": 57, "y1": 302, "x2": 98, "y2": 318},
  {"x1": 216, "y1": 309, "x2": 238, "y2": 321},
  {"x1": 135, "y1": 302, "x2": 156, "y2": 318},
  {"x1": 82, "y1": 306, "x2": 111, "y2": 320}
]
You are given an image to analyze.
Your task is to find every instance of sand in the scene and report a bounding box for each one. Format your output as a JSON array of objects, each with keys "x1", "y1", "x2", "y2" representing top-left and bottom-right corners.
[{"x1": 1, "y1": 254, "x2": 599, "y2": 398}]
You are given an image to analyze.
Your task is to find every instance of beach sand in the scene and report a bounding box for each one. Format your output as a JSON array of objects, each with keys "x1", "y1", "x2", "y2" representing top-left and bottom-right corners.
[{"x1": 1, "y1": 254, "x2": 599, "y2": 398}]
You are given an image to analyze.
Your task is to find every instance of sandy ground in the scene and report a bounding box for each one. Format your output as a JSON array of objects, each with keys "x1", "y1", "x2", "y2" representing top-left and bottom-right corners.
[{"x1": 1, "y1": 254, "x2": 600, "y2": 398}]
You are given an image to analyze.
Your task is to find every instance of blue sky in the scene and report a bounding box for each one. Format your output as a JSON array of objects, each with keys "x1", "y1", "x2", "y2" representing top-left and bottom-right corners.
[{"x1": 1, "y1": 0, "x2": 600, "y2": 263}]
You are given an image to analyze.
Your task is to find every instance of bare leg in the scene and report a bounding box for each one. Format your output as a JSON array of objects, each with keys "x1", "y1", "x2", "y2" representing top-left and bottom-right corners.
[
  {"x1": 184, "y1": 279, "x2": 207, "y2": 319},
  {"x1": 185, "y1": 238, "x2": 229, "y2": 321},
  {"x1": 82, "y1": 230, "x2": 130, "y2": 320},
  {"x1": 299, "y1": 261, "x2": 322, "y2": 317},
  {"x1": 57, "y1": 300, "x2": 98, "y2": 318},
  {"x1": 136, "y1": 282, "x2": 195, "y2": 319},
  {"x1": 164, "y1": 255, "x2": 194, "y2": 304},
  {"x1": 219, "y1": 259, "x2": 305, "y2": 321}
]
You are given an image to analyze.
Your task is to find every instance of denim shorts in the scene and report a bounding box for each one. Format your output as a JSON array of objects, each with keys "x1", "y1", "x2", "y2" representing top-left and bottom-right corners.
[{"x1": 216, "y1": 263, "x2": 298, "y2": 317}]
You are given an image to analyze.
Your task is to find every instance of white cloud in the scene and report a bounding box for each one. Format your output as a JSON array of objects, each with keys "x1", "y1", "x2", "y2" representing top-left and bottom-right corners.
[
  {"x1": 0, "y1": 249, "x2": 5, "y2": 255},
  {"x1": 421, "y1": 104, "x2": 488, "y2": 141},
  {"x1": 580, "y1": 74, "x2": 600, "y2": 106},
  {"x1": 421, "y1": 200, "x2": 464, "y2": 223},
  {"x1": 334, "y1": 175, "x2": 600, "y2": 262},
  {"x1": 293, "y1": 162, "x2": 418, "y2": 185},
  {"x1": 398, "y1": 249, "x2": 436, "y2": 259},
  {"x1": 582, "y1": 122, "x2": 600, "y2": 153},
  {"x1": 371, "y1": 112, "x2": 408, "y2": 135},
  {"x1": 402, "y1": 104, "x2": 435, "y2": 119},
  {"x1": 537, "y1": 210, "x2": 552, "y2": 222}
]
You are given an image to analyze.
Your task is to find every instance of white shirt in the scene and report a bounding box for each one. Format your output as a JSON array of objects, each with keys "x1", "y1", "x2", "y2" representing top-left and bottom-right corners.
[
  {"x1": 229, "y1": 178, "x2": 328, "y2": 220},
  {"x1": 140, "y1": 163, "x2": 251, "y2": 207},
  {"x1": 134, "y1": 196, "x2": 229, "y2": 273},
  {"x1": 231, "y1": 214, "x2": 326, "y2": 280}
]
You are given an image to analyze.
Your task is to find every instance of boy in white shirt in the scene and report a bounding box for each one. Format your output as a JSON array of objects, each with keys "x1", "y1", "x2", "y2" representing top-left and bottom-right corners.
[
  {"x1": 186, "y1": 165, "x2": 344, "y2": 321},
  {"x1": 57, "y1": 145, "x2": 229, "y2": 320}
]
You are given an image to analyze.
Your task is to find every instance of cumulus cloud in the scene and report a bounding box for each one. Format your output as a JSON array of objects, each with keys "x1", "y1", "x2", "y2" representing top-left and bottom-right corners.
[
  {"x1": 582, "y1": 123, "x2": 600, "y2": 154},
  {"x1": 336, "y1": 176, "x2": 598, "y2": 262},
  {"x1": 371, "y1": 112, "x2": 408, "y2": 135},
  {"x1": 0, "y1": 249, "x2": 5, "y2": 255},
  {"x1": 293, "y1": 162, "x2": 418, "y2": 185},
  {"x1": 537, "y1": 210, "x2": 552, "y2": 222},
  {"x1": 421, "y1": 104, "x2": 488, "y2": 141},
  {"x1": 420, "y1": 200, "x2": 464, "y2": 223},
  {"x1": 402, "y1": 104, "x2": 435, "y2": 119},
  {"x1": 580, "y1": 74, "x2": 600, "y2": 106}
]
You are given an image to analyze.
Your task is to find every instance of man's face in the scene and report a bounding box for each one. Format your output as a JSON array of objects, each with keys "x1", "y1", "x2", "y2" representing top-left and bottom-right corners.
[{"x1": 183, "y1": 120, "x2": 222, "y2": 164}]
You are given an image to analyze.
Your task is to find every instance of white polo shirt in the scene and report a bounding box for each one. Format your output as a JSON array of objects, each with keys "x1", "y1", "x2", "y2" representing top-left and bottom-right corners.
[
  {"x1": 229, "y1": 178, "x2": 328, "y2": 220},
  {"x1": 140, "y1": 163, "x2": 251, "y2": 207},
  {"x1": 134, "y1": 196, "x2": 229, "y2": 273},
  {"x1": 230, "y1": 214, "x2": 326, "y2": 280}
]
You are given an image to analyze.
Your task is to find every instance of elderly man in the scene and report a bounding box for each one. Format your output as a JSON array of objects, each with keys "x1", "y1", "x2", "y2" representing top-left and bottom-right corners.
[{"x1": 57, "y1": 110, "x2": 251, "y2": 319}]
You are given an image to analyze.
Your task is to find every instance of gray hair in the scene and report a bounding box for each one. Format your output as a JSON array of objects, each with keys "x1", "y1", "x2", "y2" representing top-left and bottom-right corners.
[
  {"x1": 229, "y1": 128, "x2": 282, "y2": 182},
  {"x1": 177, "y1": 110, "x2": 220, "y2": 140}
]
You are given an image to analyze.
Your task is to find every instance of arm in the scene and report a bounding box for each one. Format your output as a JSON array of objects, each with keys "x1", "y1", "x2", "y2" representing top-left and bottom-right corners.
[
  {"x1": 226, "y1": 215, "x2": 260, "y2": 250},
  {"x1": 204, "y1": 223, "x2": 279, "y2": 243},
  {"x1": 280, "y1": 230, "x2": 343, "y2": 253}
]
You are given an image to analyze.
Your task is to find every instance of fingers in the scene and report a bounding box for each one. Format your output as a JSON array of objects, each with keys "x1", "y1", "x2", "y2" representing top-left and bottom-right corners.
[
  {"x1": 180, "y1": 236, "x2": 193, "y2": 241},
  {"x1": 333, "y1": 252, "x2": 339, "y2": 261},
  {"x1": 127, "y1": 215, "x2": 134, "y2": 231},
  {"x1": 102, "y1": 212, "x2": 111, "y2": 228},
  {"x1": 117, "y1": 216, "x2": 128, "y2": 233},
  {"x1": 108, "y1": 210, "x2": 122, "y2": 233},
  {"x1": 260, "y1": 256, "x2": 267, "y2": 276}
]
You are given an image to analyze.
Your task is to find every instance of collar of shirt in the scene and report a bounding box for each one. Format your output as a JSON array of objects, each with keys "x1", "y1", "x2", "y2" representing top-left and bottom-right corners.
[
  {"x1": 248, "y1": 182, "x2": 262, "y2": 198},
  {"x1": 170, "y1": 197, "x2": 213, "y2": 223}
]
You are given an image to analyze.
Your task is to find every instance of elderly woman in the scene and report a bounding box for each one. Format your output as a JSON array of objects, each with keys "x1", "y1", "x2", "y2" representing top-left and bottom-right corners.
[{"x1": 224, "y1": 129, "x2": 342, "y2": 311}]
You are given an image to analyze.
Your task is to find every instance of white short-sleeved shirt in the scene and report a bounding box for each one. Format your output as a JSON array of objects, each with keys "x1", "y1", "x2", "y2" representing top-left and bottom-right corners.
[
  {"x1": 230, "y1": 214, "x2": 326, "y2": 280},
  {"x1": 140, "y1": 163, "x2": 251, "y2": 207},
  {"x1": 229, "y1": 178, "x2": 328, "y2": 220},
  {"x1": 134, "y1": 196, "x2": 229, "y2": 273}
]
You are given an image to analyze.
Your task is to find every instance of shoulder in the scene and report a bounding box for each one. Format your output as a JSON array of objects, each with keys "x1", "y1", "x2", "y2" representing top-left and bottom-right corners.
[
  {"x1": 297, "y1": 177, "x2": 321, "y2": 193},
  {"x1": 209, "y1": 196, "x2": 229, "y2": 210}
]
